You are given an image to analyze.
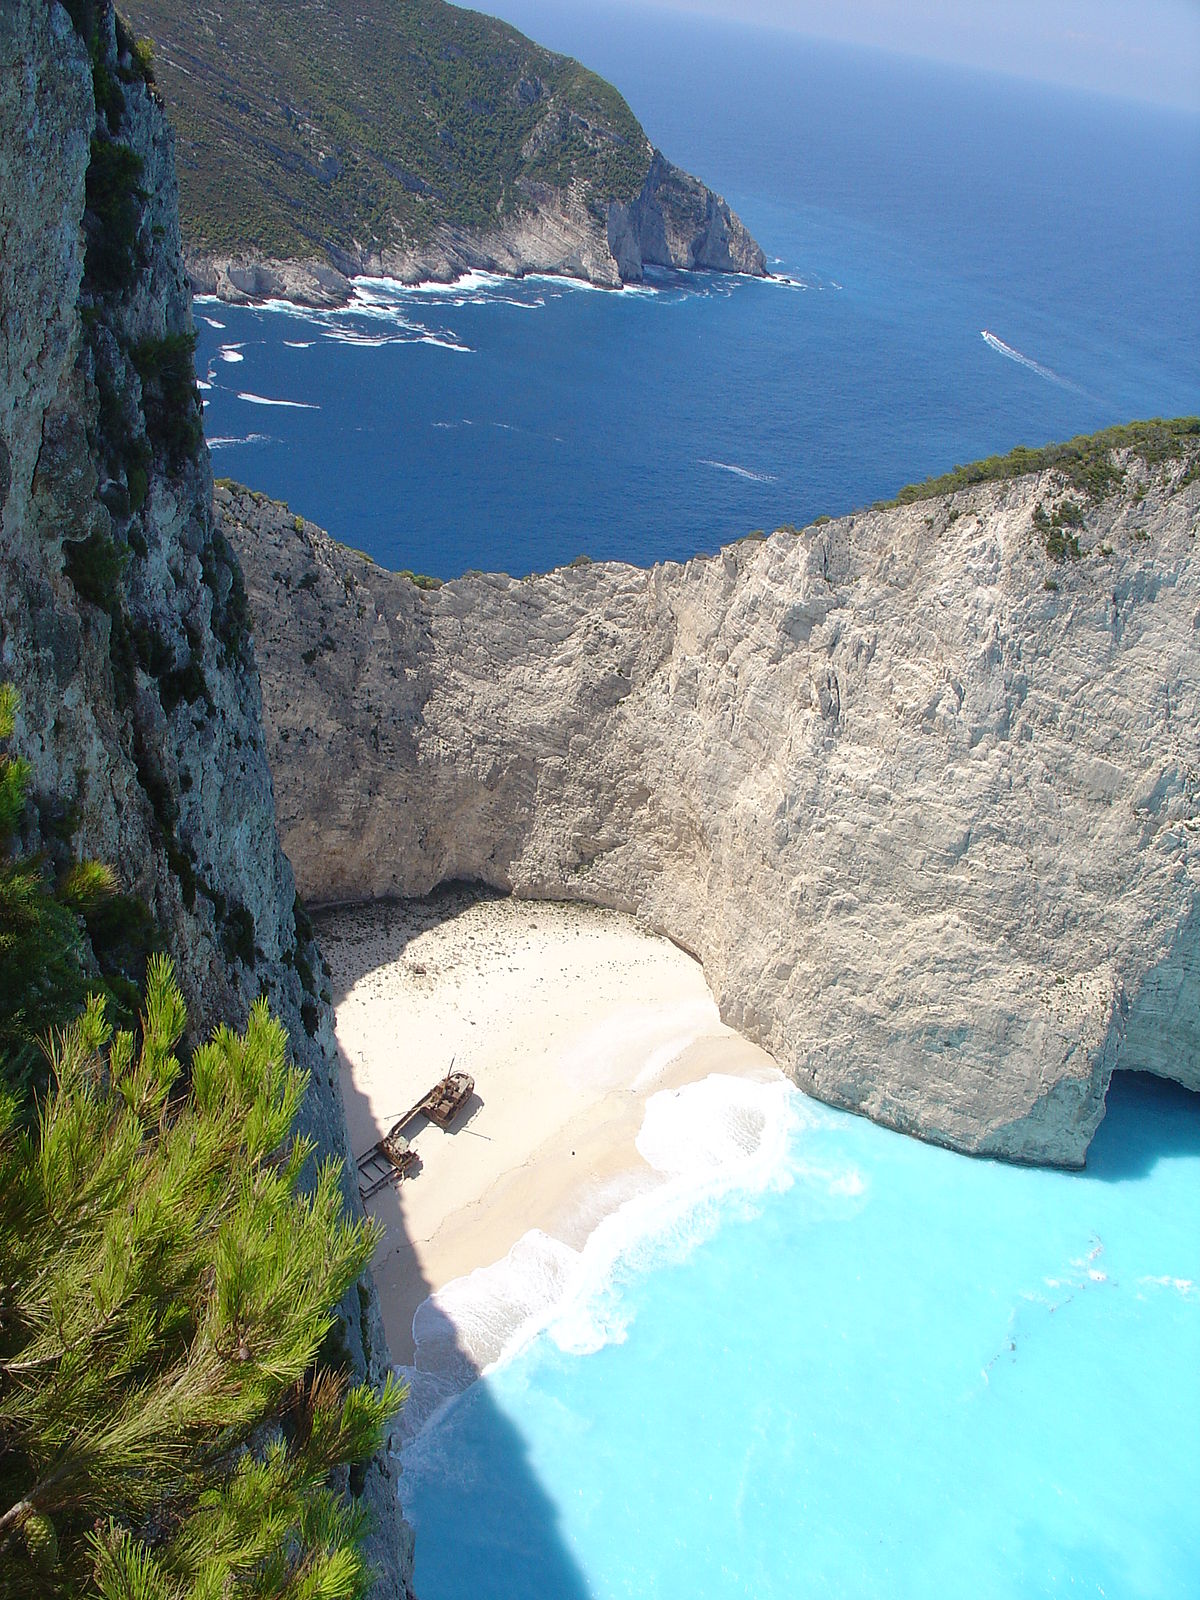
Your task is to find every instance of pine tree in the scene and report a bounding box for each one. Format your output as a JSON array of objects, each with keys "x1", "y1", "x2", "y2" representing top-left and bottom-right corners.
[
  {"x1": 0, "y1": 960, "x2": 404, "y2": 1596},
  {"x1": 0, "y1": 686, "x2": 404, "y2": 1593}
]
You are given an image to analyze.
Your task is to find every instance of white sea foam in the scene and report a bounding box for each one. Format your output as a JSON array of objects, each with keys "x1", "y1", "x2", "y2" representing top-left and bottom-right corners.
[
  {"x1": 250, "y1": 297, "x2": 329, "y2": 321},
  {"x1": 1137, "y1": 1274, "x2": 1198, "y2": 1300},
  {"x1": 418, "y1": 332, "x2": 473, "y2": 353},
  {"x1": 283, "y1": 339, "x2": 315, "y2": 348},
  {"x1": 395, "y1": 1073, "x2": 798, "y2": 1445},
  {"x1": 700, "y1": 458, "x2": 777, "y2": 483},
  {"x1": 217, "y1": 347, "x2": 245, "y2": 364},
  {"x1": 355, "y1": 269, "x2": 509, "y2": 298},
  {"x1": 236, "y1": 392, "x2": 319, "y2": 409},
  {"x1": 207, "y1": 432, "x2": 270, "y2": 448},
  {"x1": 201, "y1": 315, "x2": 226, "y2": 328},
  {"x1": 196, "y1": 380, "x2": 212, "y2": 391},
  {"x1": 320, "y1": 328, "x2": 410, "y2": 348}
]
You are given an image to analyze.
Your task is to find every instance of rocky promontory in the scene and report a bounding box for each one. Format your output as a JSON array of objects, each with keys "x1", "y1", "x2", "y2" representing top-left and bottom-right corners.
[
  {"x1": 224, "y1": 445, "x2": 1200, "y2": 1170},
  {"x1": 123, "y1": 0, "x2": 766, "y2": 306},
  {"x1": 186, "y1": 150, "x2": 766, "y2": 306}
]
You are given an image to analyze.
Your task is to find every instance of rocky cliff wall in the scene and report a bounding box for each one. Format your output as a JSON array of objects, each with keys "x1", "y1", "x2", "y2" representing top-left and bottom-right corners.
[
  {"x1": 226, "y1": 458, "x2": 1200, "y2": 1169},
  {"x1": 189, "y1": 150, "x2": 766, "y2": 307},
  {"x1": 0, "y1": 4, "x2": 411, "y2": 1590}
]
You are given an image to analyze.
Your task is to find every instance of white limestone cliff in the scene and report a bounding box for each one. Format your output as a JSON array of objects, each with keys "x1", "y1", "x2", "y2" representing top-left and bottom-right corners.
[
  {"x1": 225, "y1": 456, "x2": 1200, "y2": 1169},
  {"x1": 187, "y1": 151, "x2": 766, "y2": 307}
]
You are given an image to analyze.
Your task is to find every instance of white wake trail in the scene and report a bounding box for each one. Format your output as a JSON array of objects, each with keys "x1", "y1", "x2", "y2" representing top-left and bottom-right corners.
[
  {"x1": 700, "y1": 458, "x2": 777, "y2": 483},
  {"x1": 980, "y1": 329, "x2": 1084, "y2": 395}
]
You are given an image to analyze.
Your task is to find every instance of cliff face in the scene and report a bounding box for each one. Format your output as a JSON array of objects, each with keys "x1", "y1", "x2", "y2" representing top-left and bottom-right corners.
[
  {"x1": 607, "y1": 151, "x2": 766, "y2": 282},
  {"x1": 225, "y1": 458, "x2": 1200, "y2": 1170},
  {"x1": 0, "y1": 5, "x2": 411, "y2": 1590},
  {"x1": 188, "y1": 147, "x2": 767, "y2": 306}
]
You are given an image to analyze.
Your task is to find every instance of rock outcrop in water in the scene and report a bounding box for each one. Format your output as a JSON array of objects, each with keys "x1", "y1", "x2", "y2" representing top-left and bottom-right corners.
[
  {"x1": 0, "y1": 4, "x2": 411, "y2": 1589},
  {"x1": 224, "y1": 455, "x2": 1200, "y2": 1169}
]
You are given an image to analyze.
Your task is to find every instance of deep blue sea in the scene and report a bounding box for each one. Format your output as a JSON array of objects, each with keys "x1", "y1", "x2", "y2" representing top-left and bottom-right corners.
[
  {"x1": 196, "y1": 5, "x2": 1200, "y2": 579},
  {"x1": 196, "y1": 8, "x2": 1200, "y2": 1592}
]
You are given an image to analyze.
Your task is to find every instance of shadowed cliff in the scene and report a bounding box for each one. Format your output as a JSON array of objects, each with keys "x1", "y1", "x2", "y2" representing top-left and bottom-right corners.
[{"x1": 0, "y1": 3, "x2": 409, "y2": 1587}]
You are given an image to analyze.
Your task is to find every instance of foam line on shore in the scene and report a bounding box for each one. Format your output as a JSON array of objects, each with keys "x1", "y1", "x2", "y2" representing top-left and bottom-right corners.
[{"x1": 395, "y1": 1073, "x2": 799, "y2": 1446}]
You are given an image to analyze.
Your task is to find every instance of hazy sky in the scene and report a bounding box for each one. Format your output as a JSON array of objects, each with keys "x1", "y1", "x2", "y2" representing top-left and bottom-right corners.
[{"x1": 571, "y1": 0, "x2": 1200, "y2": 113}]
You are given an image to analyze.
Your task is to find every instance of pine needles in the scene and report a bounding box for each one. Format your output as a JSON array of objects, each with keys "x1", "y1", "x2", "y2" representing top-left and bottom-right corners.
[
  {"x1": 0, "y1": 965, "x2": 402, "y2": 1595},
  {"x1": 0, "y1": 690, "x2": 403, "y2": 1593}
]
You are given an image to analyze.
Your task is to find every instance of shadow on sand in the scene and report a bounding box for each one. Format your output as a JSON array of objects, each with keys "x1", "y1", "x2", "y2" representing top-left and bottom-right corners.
[
  {"x1": 1085, "y1": 1069, "x2": 1200, "y2": 1183},
  {"x1": 317, "y1": 886, "x2": 596, "y2": 1600}
]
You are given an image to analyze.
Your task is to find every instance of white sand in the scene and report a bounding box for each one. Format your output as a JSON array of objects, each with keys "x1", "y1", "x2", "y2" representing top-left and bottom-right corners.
[{"x1": 318, "y1": 889, "x2": 782, "y2": 1365}]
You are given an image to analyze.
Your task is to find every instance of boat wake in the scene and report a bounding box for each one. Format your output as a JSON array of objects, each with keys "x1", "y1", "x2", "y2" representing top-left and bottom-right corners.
[
  {"x1": 207, "y1": 432, "x2": 270, "y2": 448},
  {"x1": 700, "y1": 458, "x2": 777, "y2": 483},
  {"x1": 236, "y1": 391, "x2": 319, "y2": 410},
  {"x1": 980, "y1": 329, "x2": 1085, "y2": 395}
]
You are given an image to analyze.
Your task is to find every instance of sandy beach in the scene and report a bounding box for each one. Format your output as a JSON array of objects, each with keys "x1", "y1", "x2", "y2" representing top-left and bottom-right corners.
[{"x1": 317, "y1": 888, "x2": 784, "y2": 1369}]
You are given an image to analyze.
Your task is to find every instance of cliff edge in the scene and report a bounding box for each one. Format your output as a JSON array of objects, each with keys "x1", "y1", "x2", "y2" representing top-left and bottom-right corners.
[{"x1": 225, "y1": 439, "x2": 1200, "y2": 1169}]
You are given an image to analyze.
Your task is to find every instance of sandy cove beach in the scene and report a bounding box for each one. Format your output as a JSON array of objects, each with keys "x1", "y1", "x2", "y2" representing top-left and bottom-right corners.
[{"x1": 317, "y1": 887, "x2": 783, "y2": 1367}]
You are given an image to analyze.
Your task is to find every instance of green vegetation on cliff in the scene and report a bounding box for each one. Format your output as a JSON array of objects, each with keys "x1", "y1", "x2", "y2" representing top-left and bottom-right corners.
[
  {"x1": 120, "y1": 0, "x2": 653, "y2": 261},
  {"x1": 0, "y1": 702, "x2": 401, "y2": 1594},
  {"x1": 876, "y1": 417, "x2": 1200, "y2": 509}
]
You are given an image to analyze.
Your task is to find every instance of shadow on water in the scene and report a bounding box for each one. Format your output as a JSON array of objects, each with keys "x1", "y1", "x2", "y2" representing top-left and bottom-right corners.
[
  {"x1": 1085, "y1": 1070, "x2": 1200, "y2": 1183},
  {"x1": 316, "y1": 885, "x2": 596, "y2": 1600}
]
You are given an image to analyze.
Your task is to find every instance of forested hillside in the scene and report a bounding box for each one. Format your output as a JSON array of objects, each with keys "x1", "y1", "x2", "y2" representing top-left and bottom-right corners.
[{"x1": 123, "y1": 0, "x2": 652, "y2": 260}]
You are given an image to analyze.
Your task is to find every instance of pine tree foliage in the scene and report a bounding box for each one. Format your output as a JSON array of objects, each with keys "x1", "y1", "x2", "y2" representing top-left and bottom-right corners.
[
  {"x1": 0, "y1": 958, "x2": 404, "y2": 1596},
  {"x1": 0, "y1": 686, "x2": 115, "y2": 1095}
]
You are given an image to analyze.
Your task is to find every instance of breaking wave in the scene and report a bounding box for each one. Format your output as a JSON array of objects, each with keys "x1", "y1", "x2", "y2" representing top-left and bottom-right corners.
[
  {"x1": 395, "y1": 1073, "x2": 798, "y2": 1446},
  {"x1": 236, "y1": 392, "x2": 319, "y2": 409}
]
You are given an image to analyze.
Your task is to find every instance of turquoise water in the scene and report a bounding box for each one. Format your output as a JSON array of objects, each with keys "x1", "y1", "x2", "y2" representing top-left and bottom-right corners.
[
  {"x1": 195, "y1": 10, "x2": 1200, "y2": 579},
  {"x1": 402, "y1": 1072, "x2": 1200, "y2": 1598}
]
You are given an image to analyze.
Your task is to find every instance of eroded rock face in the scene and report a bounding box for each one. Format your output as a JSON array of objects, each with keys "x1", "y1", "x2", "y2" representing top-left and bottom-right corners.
[
  {"x1": 189, "y1": 150, "x2": 765, "y2": 306},
  {"x1": 0, "y1": 5, "x2": 411, "y2": 1590},
  {"x1": 226, "y1": 461, "x2": 1200, "y2": 1169}
]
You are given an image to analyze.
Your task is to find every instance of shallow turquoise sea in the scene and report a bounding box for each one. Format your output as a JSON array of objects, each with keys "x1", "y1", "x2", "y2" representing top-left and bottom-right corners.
[{"x1": 402, "y1": 1073, "x2": 1199, "y2": 1598}]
